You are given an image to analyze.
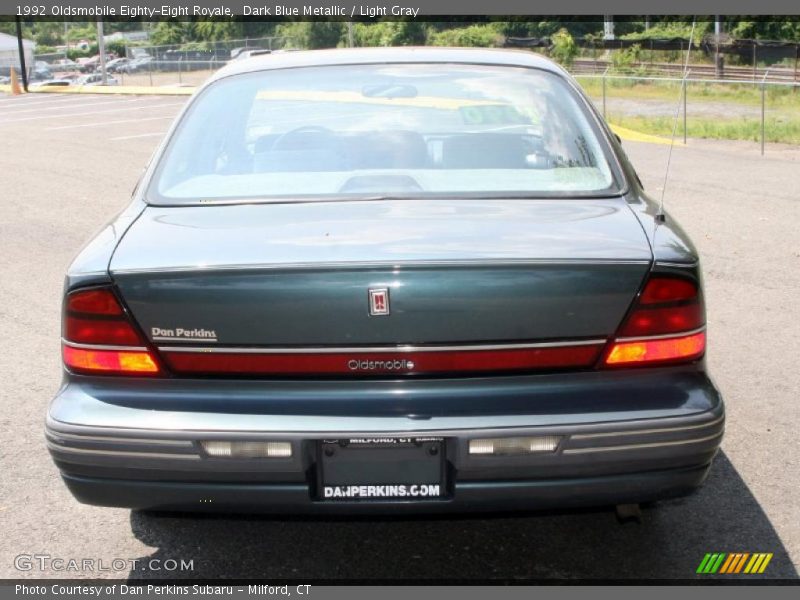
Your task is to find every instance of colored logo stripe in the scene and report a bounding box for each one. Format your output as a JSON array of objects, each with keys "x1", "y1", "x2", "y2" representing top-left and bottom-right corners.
[
  {"x1": 719, "y1": 553, "x2": 748, "y2": 573},
  {"x1": 744, "y1": 553, "x2": 773, "y2": 574},
  {"x1": 697, "y1": 553, "x2": 726, "y2": 574},
  {"x1": 698, "y1": 553, "x2": 773, "y2": 574}
]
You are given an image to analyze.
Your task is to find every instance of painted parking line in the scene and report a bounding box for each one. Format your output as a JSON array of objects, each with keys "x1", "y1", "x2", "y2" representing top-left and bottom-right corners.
[
  {"x1": 609, "y1": 123, "x2": 684, "y2": 146},
  {"x1": 0, "y1": 101, "x2": 185, "y2": 124},
  {"x1": 0, "y1": 94, "x2": 92, "y2": 107},
  {"x1": 0, "y1": 97, "x2": 145, "y2": 117},
  {"x1": 47, "y1": 115, "x2": 177, "y2": 131},
  {"x1": 27, "y1": 85, "x2": 194, "y2": 96},
  {"x1": 110, "y1": 132, "x2": 167, "y2": 141}
]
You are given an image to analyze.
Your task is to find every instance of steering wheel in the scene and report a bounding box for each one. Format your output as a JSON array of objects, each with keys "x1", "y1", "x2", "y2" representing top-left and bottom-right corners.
[{"x1": 270, "y1": 126, "x2": 335, "y2": 151}]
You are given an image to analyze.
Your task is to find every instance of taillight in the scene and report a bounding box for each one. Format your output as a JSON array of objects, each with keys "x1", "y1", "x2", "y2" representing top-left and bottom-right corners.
[
  {"x1": 62, "y1": 287, "x2": 160, "y2": 376},
  {"x1": 605, "y1": 331, "x2": 706, "y2": 366},
  {"x1": 604, "y1": 275, "x2": 705, "y2": 367}
]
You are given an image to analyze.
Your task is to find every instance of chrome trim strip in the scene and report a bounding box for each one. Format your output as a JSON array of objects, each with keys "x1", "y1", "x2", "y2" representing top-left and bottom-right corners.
[
  {"x1": 46, "y1": 441, "x2": 201, "y2": 460},
  {"x1": 62, "y1": 340, "x2": 148, "y2": 352},
  {"x1": 46, "y1": 431, "x2": 192, "y2": 447},
  {"x1": 157, "y1": 339, "x2": 608, "y2": 354},
  {"x1": 655, "y1": 261, "x2": 700, "y2": 268},
  {"x1": 562, "y1": 431, "x2": 723, "y2": 455},
  {"x1": 112, "y1": 258, "x2": 651, "y2": 275},
  {"x1": 570, "y1": 414, "x2": 724, "y2": 440},
  {"x1": 615, "y1": 327, "x2": 706, "y2": 343}
]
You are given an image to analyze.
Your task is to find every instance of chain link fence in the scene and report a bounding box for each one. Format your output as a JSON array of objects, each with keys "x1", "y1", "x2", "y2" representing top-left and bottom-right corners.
[
  {"x1": 23, "y1": 40, "x2": 800, "y2": 153},
  {"x1": 575, "y1": 72, "x2": 800, "y2": 153},
  {"x1": 30, "y1": 35, "x2": 296, "y2": 86},
  {"x1": 114, "y1": 36, "x2": 297, "y2": 87}
]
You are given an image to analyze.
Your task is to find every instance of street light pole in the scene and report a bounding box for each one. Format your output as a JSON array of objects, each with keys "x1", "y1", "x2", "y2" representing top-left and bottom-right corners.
[{"x1": 97, "y1": 19, "x2": 107, "y2": 85}]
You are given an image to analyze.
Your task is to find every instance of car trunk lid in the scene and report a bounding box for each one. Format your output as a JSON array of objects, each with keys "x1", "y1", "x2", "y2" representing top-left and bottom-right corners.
[{"x1": 110, "y1": 198, "x2": 652, "y2": 375}]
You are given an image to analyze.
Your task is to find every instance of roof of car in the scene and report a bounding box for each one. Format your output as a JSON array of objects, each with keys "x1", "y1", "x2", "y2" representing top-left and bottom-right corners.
[{"x1": 211, "y1": 47, "x2": 566, "y2": 82}]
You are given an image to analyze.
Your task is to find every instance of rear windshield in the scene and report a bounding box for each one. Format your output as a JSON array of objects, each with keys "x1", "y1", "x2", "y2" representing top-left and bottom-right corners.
[{"x1": 149, "y1": 63, "x2": 621, "y2": 204}]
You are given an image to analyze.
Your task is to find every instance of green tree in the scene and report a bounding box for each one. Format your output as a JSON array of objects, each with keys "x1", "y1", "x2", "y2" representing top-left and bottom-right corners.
[
  {"x1": 621, "y1": 21, "x2": 710, "y2": 42},
  {"x1": 353, "y1": 21, "x2": 428, "y2": 47},
  {"x1": 429, "y1": 25, "x2": 503, "y2": 47},
  {"x1": 150, "y1": 22, "x2": 192, "y2": 46},
  {"x1": 193, "y1": 20, "x2": 244, "y2": 41},
  {"x1": 550, "y1": 28, "x2": 578, "y2": 67},
  {"x1": 276, "y1": 22, "x2": 344, "y2": 49},
  {"x1": 32, "y1": 22, "x2": 63, "y2": 47},
  {"x1": 611, "y1": 44, "x2": 643, "y2": 73},
  {"x1": 730, "y1": 19, "x2": 800, "y2": 41}
]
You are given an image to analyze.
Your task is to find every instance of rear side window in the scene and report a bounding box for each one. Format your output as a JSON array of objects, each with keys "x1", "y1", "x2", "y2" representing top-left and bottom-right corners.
[{"x1": 151, "y1": 63, "x2": 620, "y2": 203}]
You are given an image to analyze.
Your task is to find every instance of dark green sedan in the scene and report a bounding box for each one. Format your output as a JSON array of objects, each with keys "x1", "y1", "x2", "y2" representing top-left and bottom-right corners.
[{"x1": 46, "y1": 47, "x2": 723, "y2": 513}]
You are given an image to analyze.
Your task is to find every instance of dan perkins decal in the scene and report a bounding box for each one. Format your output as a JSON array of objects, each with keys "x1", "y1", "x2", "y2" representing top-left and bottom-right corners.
[
  {"x1": 323, "y1": 484, "x2": 442, "y2": 500},
  {"x1": 151, "y1": 327, "x2": 217, "y2": 342}
]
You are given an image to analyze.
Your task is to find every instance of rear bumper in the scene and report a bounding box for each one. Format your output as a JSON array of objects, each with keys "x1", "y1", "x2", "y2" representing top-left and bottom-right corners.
[
  {"x1": 46, "y1": 368, "x2": 724, "y2": 513},
  {"x1": 60, "y1": 464, "x2": 712, "y2": 515}
]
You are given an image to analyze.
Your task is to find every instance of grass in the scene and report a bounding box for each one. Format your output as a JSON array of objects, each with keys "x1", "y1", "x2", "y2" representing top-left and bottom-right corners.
[
  {"x1": 575, "y1": 76, "x2": 800, "y2": 145},
  {"x1": 576, "y1": 76, "x2": 800, "y2": 108},
  {"x1": 607, "y1": 113, "x2": 800, "y2": 145}
]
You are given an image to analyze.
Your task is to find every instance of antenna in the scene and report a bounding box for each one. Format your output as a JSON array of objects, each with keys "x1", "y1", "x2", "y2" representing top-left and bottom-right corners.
[{"x1": 657, "y1": 19, "x2": 697, "y2": 223}]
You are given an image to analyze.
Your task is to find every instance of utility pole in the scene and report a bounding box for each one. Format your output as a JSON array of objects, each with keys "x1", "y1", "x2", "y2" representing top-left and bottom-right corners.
[
  {"x1": 15, "y1": 15, "x2": 28, "y2": 91},
  {"x1": 347, "y1": 22, "x2": 354, "y2": 48},
  {"x1": 97, "y1": 19, "x2": 107, "y2": 85},
  {"x1": 714, "y1": 16, "x2": 723, "y2": 79},
  {"x1": 603, "y1": 16, "x2": 615, "y2": 41}
]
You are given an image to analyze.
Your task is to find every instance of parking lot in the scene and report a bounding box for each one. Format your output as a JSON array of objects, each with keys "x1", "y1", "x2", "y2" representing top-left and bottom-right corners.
[{"x1": 0, "y1": 90, "x2": 798, "y2": 580}]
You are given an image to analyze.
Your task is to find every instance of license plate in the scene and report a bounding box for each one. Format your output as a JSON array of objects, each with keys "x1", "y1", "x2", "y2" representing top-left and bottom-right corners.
[{"x1": 317, "y1": 437, "x2": 445, "y2": 501}]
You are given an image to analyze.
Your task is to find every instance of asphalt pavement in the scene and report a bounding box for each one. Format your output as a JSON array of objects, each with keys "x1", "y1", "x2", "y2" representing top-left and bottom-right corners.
[{"x1": 0, "y1": 91, "x2": 798, "y2": 580}]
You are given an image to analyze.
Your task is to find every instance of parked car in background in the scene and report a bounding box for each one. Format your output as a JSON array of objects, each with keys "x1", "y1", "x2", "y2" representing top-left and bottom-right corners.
[
  {"x1": 77, "y1": 54, "x2": 117, "y2": 73},
  {"x1": 51, "y1": 59, "x2": 81, "y2": 72},
  {"x1": 32, "y1": 61, "x2": 53, "y2": 81},
  {"x1": 47, "y1": 48, "x2": 724, "y2": 515},
  {"x1": 105, "y1": 58, "x2": 130, "y2": 73},
  {"x1": 29, "y1": 79, "x2": 73, "y2": 88},
  {"x1": 119, "y1": 56, "x2": 154, "y2": 74},
  {"x1": 0, "y1": 63, "x2": 61, "y2": 83},
  {"x1": 74, "y1": 73, "x2": 119, "y2": 86}
]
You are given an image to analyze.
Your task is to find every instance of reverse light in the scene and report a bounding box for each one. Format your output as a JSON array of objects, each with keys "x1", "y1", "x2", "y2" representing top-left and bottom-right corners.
[
  {"x1": 604, "y1": 275, "x2": 706, "y2": 367},
  {"x1": 62, "y1": 345, "x2": 159, "y2": 374},
  {"x1": 62, "y1": 287, "x2": 161, "y2": 376},
  {"x1": 200, "y1": 440, "x2": 293, "y2": 458},
  {"x1": 605, "y1": 331, "x2": 706, "y2": 366},
  {"x1": 469, "y1": 436, "x2": 562, "y2": 456}
]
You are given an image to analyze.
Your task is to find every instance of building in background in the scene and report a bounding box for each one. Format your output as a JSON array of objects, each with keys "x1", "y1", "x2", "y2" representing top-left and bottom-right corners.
[{"x1": 0, "y1": 31, "x2": 35, "y2": 76}]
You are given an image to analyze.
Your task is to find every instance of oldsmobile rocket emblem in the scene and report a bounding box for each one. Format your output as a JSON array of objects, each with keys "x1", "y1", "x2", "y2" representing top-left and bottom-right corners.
[{"x1": 368, "y1": 288, "x2": 390, "y2": 316}]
